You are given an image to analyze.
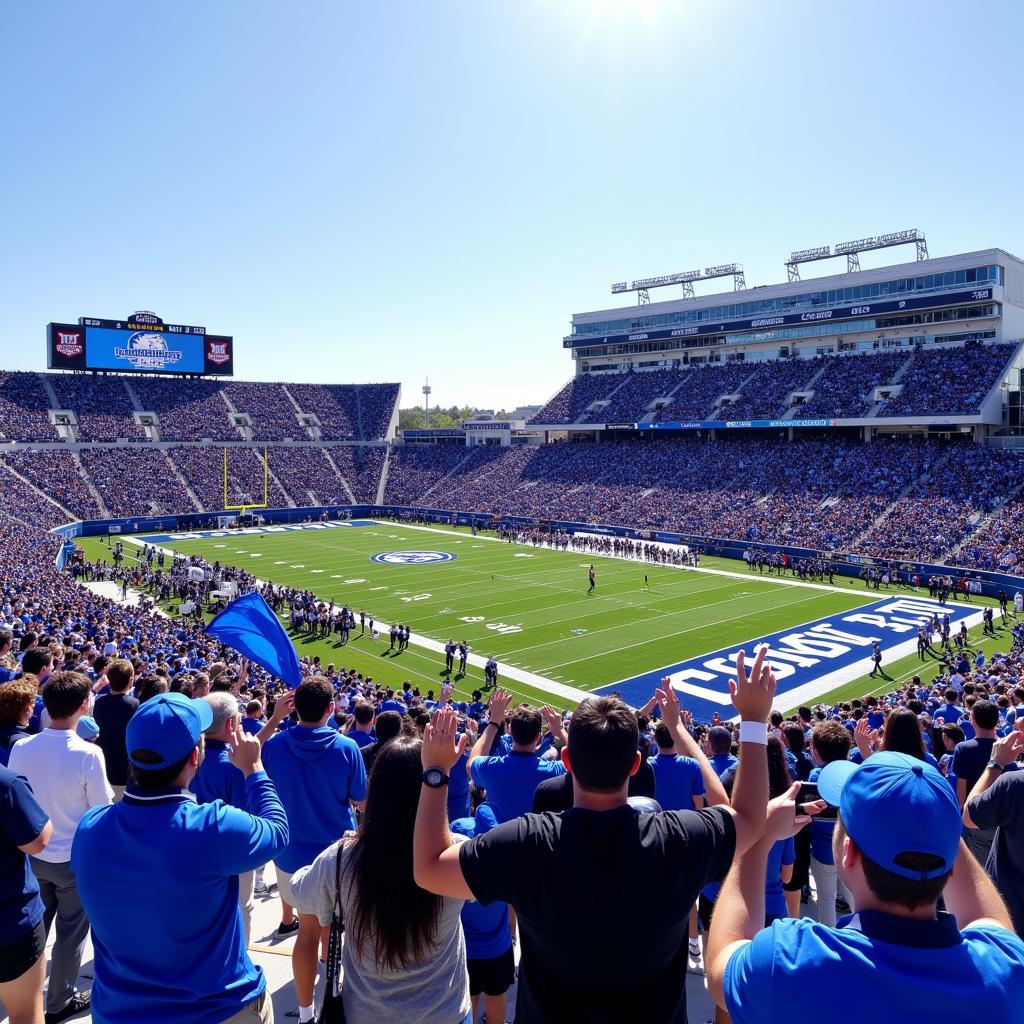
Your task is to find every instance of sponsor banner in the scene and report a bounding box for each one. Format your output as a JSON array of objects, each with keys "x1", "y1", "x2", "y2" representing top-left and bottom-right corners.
[
  {"x1": 137, "y1": 520, "x2": 376, "y2": 543},
  {"x1": 597, "y1": 597, "x2": 982, "y2": 721},
  {"x1": 370, "y1": 550, "x2": 457, "y2": 565},
  {"x1": 637, "y1": 418, "x2": 836, "y2": 431},
  {"x1": 47, "y1": 323, "x2": 88, "y2": 370},
  {"x1": 564, "y1": 287, "x2": 993, "y2": 348}
]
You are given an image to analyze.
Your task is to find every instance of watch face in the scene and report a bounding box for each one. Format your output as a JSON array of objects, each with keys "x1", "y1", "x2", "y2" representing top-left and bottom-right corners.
[{"x1": 424, "y1": 767, "x2": 447, "y2": 787}]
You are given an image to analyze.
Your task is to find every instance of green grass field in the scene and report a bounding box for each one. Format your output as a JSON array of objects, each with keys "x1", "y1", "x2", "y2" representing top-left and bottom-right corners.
[{"x1": 75, "y1": 520, "x2": 1007, "y2": 714}]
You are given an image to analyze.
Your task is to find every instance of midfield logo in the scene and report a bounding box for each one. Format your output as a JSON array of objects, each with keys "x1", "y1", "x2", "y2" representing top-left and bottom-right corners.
[{"x1": 370, "y1": 550, "x2": 458, "y2": 565}]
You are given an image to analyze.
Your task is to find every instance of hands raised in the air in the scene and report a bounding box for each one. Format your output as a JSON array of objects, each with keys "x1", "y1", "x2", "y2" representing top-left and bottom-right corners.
[{"x1": 729, "y1": 645, "x2": 776, "y2": 722}]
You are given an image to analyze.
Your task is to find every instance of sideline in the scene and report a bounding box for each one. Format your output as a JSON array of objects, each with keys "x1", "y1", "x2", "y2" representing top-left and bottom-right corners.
[
  {"x1": 370, "y1": 519, "x2": 876, "y2": 598},
  {"x1": 121, "y1": 535, "x2": 592, "y2": 704},
  {"x1": 83, "y1": 580, "x2": 170, "y2": 617}
]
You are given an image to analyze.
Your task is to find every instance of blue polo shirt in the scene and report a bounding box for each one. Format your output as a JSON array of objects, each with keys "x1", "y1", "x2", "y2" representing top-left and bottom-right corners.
[
  {"x1": 470, "y1": 750, "x2": 565, "y2": 823},
  {"x1": 0, "y1": 766, "x2": 48, "y2": 945},
  {"x1": 647, "y1": 753, "x2": 705, "y2": 812},
  {"x1": 71, "y1": 772, "x2": 288, "y2": 1024},
  {"x1": 724, "y1": 911, "x2": 1024, "y2": 1023},
  {"x1": 240, "y1": 717, "x2": 264, "y2": 736},
  {"x1": 189, "y1": 739, "x2": 246, "y2": 809},
  {"x1": 263, "y1": 725, "x2": 367, "y2": 872},
  {"x1": 710, "y1": 753, "x2": 738, "y2": 778}
]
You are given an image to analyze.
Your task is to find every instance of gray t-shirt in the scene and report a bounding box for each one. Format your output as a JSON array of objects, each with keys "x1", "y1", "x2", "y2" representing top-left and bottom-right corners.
[{"x1": 291, "y1": 837, "x2": 470, "y2": 1024}]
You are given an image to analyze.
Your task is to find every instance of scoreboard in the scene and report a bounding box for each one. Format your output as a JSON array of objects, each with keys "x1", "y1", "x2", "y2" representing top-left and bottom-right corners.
[{"x1": 47, "y1": 311, "x2": 233, "y2": 376}]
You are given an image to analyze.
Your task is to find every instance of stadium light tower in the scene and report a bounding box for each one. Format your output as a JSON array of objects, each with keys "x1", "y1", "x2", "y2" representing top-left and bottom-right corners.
[{"x1": 423, "y1": 379, "x2": 432, "y2": 428}]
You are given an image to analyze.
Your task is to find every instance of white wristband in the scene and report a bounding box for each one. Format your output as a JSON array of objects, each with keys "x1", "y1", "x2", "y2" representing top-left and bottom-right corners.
[{"x1": 739, "y1": 721, "x2": 768, "y2": 745}]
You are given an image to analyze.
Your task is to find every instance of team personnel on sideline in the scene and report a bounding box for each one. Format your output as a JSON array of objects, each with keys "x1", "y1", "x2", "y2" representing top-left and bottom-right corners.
[
  {"x1": 72, "y1": 692, "x2": 290, "y2": 1024},
  {"x1": 587, "y1": 565, "x2": 596, "y2": 593}
]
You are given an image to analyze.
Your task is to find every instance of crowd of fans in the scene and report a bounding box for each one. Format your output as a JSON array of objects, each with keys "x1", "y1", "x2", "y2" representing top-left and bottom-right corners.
[
  {"x1": 224, "y1": 382, "x2": 304, "y2": 441},
  {"x1": 530, "y1": 343, "x2": 1013, "y2": 426},
  {"x1": 0, "y1": 372, "x2": 57, "y2": 442},
  {"x1": 48, "y1": 376, "x2": 144, "y2": 443},
  {"x1": 877, "y1": 343, "x2": 1014, "y2": 418},
  {"x1": 0, "y1": 374, "x2": 399, "y2": 445},
  {"x1": 0, "y1": 449, "x2": 103, "y2": 522},
  {"x1": 78, "y1": 448, "x2": 199, "y2": 517},
  {"x1": 1, "y1": 433, "x2": 1023, "y2": 573},
  {"x1": 2, "y1": 508, "x2": 1024, "y2": 1020}
]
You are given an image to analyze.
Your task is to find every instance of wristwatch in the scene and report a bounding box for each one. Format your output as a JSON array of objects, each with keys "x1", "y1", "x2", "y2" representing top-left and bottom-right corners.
[
  {"x1": 986, "y1": 760, "x2": 1004, "y2": 773},
  {"x1": 422, "y1": 766, "x2": 450, "y2": 788}
]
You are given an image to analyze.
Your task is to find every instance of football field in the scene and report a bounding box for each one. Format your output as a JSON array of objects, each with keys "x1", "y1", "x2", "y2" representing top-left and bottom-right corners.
[{"x1": 79, "y1": 519, "x2": 1002, "y2": 718}]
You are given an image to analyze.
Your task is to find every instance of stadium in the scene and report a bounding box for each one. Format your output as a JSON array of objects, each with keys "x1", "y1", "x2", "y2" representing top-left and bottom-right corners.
[
  {"x1": 6, "y1": 4, "x2": 1024, "y2": 1020},
  {"x1": 3, "y1": 235, "x2": 1023, "y2": 723}
]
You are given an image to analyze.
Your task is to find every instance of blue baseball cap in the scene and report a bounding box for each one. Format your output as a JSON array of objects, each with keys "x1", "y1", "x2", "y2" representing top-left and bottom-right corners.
[
  {"x1": 818, "y1": 752, "x2": 961, "y2": 881},
  {"x1": 126, "y1": 692, "x2": 213, "y2": 769}
]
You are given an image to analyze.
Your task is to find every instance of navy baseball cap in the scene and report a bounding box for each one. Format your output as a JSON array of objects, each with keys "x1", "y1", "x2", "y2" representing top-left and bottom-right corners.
[
  {"x1": 126, "y1": 692, "x2": 213, "y2": 769},
  {"x1": 818, "y1": 752, "x2": 961, "y2": 881}
]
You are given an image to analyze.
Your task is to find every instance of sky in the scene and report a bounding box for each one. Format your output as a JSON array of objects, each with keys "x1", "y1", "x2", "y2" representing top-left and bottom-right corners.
[{"x1": 2, "y1": 0, "x2": 1023, "y2": 411}]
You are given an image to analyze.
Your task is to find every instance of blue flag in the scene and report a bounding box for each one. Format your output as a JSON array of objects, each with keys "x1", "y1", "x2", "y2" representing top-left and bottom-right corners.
[{"x1": 204, "y1": 591, "x2": 301, "y2": 686}]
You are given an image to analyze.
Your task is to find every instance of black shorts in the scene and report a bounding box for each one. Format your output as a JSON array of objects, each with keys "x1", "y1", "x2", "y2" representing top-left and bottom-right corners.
[
  {"x1": 467, "y1": 945, "x2": 515, "y2": 997},
  {"x1": 0, "y1": 918, "x2": 46, "y2": 983},
  {"x1": 783, "y1": 826, "x2": 811, "y2": 892}
]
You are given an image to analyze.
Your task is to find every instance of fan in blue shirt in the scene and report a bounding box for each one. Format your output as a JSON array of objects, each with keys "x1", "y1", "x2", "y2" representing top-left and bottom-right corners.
[
  {"x1": 72, "y1": 692, "x2": 289, "y2": 1024},
  {"x1": 707, "y1": 752, "x2": 1024, "y2": 1024},
  {"x1": 647, "y1": 723, "x2": 706, "y2": 811},
  {"x1": 468, "y1": 692, "x2": 565, "y2": 823}
]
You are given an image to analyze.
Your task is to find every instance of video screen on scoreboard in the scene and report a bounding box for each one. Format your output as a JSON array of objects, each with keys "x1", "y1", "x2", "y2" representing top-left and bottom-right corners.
[
  {"x1": 85, "y1": 326, "x2": 207, "y2": 373},
  {"x1": 47, "y1": 319, "x2": 233, "y2": 376}
]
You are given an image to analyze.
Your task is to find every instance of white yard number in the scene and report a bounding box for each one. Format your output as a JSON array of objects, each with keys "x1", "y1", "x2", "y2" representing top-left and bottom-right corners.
[
  {"x1": 400, "y1": 593, "x2": 432, "y2": 603},
  {"x1": 459, "y1": 615, "x2": 485, "y2": 623},
  {"x1": 486, "y1": 622, "x2": 522, "y2": 635}
]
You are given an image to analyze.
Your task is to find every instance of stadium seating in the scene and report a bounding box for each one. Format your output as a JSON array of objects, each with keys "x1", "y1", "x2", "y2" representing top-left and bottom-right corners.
[
  {"x1": 0, "y1": 371, "x2": 56, "y2": 441},
  {"x1": 170, "y1": 446, "x2": 290, "y2": 512},
  {"x1": 0, "y1": 448, "x2": 103, "y2": 521},
  {"x1": 131, "y1": 377, "x2": 238, "y2": 441},
  {"x1": 223, "y1": 381, "x2": 304, "y2": 440},
  {"x1": 78, "y1": 447, "x2": 199, "y2": 517},
  {"x1": 48, "y1": 375, "x2": 144, "y2": 441},
  {"x1": 875, "y1": 342, "x2": 1014, "y2": 417}
]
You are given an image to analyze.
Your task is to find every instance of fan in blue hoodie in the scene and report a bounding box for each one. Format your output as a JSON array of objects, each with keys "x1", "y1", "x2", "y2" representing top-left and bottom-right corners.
[{"x1": 262, "y1": 676, "x2": 366, "y2": 1024}]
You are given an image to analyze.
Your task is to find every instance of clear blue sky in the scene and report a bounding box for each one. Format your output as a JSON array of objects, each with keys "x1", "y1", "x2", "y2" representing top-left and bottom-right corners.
[{"x1": 2, "y1": 0, "x2": 1022, "y2": 411}]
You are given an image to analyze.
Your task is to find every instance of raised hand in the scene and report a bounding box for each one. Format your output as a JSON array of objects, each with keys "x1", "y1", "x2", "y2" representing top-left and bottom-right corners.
[
  {"x1": 853, "y1": 717, "x2": 875, "y2": 759},
  {"x1": 422, "y1": 708, "x2": 468, "y2": 772},
  {"x1": 227, "y1": 719, "x2": 263, "y2": 777},
  {"x1": 766, "y1": 781, "x2": 824, "y2": 842},
  {"x1": 542, "y1": 705, "x2": 567, "y2": 745},
  {"x1": 655, "y1": 679, "x2": 680, "y2": 730},
  {"x1": 729, "y1": 646, "x2": 776, "y2": 723},
  {"x1": 487, "y1": 689, "x2": 512, "y2": 725},
  {"x1": 270, "y1": 690, "x2": 295, "y2": 724},
  {"x1": 992, "y1": 729, "x2": 1024, "y2": 767}
]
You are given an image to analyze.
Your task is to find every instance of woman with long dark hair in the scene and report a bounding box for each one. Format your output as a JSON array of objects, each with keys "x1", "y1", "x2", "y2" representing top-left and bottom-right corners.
[
  {"x1": 853, "y1": 707, "x2": 939, "y2": 767},
  {"x1": 290, "y1": 735, "x2": 471, "y2": 1024}
]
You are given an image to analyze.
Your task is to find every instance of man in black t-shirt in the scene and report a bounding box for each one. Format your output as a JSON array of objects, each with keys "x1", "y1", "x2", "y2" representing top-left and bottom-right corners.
[
  {"x1": 414, "y1": 647, "x2": 776, "y2": 1024},
  {"x1": 92, "y1": 659, "x2": 139, "y2": 801},
  {"x1": 964, "y1": 726, "x2": 1024, "y2": 933},
  {"x1": 952, "y1": 700, "x2": 1000, "y2": 864}
]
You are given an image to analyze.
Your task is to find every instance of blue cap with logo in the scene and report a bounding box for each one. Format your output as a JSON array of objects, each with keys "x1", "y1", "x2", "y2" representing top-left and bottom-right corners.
[
  {"x1": 126, "y1": 692, "x2": 214, "y2": 769},
  {"x1": 818, "y1": 751, "x2": 961, "y2": 881}
]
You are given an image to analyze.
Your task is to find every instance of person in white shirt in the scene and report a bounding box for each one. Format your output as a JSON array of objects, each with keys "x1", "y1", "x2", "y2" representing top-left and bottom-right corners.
[
  {"x1": 8, "y1": 671, "x2": 113, "y2": 1023},
  {"x1": 1015, "y1": 591, "x2": 1024, "y2": 615}
]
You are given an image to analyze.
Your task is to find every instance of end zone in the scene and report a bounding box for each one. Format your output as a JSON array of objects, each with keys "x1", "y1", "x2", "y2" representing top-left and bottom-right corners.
[{"x1": 597, "y1": 597, "x2": 984, "y2": 719}]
